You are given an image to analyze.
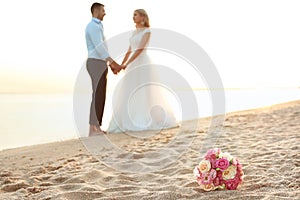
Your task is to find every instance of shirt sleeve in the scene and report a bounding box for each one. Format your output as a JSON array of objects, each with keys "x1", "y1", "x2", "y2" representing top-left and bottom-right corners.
[{"x1": 88, "y1": 24, "x2": 110, "y2": 59}]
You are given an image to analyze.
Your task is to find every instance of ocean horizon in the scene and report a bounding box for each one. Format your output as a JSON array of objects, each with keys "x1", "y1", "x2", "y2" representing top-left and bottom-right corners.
[{"x1": 0, "y1": 87, "x2": 299, "y2": 151}]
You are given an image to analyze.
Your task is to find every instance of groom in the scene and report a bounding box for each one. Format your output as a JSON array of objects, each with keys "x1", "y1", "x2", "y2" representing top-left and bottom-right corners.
[{"x1": 85, "y1": 2, "x2": 124, "y2": 136}]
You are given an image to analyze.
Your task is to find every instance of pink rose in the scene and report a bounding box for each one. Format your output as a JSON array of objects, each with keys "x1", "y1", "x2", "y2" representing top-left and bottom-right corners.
[
  {"x1": 213, "y1": 177, "x2": 220, "y2": 186},
  {"x1": 211, "y1": 159, "x2": 217, "y2": 169},
  {"x1": 205, "y1": 152, "x2": 216, "y2": 161},
  {"x1": 216, "y1": 170, "x2": 223, "y2": 179},
  {"x1": 225, "y1": 171, "x2": 243, "y2": 190},
  {"x1": 237, "y1": 163, "x2": 243, "y2": 171},
  {"x1": 236, "y1": 169, "x2": 244, "y2": 182},
  {"x1": 225, "y1": 178, "x2": 239, "y2": 190},
  {"x1": 201, "y1": 173, "x2": 212, "y2": 184},
  {"x1": 236, "y1": 162, "x2": 244, "y2": 179},
  {"x1": 197, "y1": 178, "x2": 202, "y2": 186},
  {"x1": 205, "y1": 148, "x2": 221, "y2": 160},
  {"x1": 210, "y1": 169, "x2": 217, "y2": 179},
  {"x1": 200, "y1": 169, "x2": 216, "y2": 184},
  {"x1": 215, "y1": 158, "x2": 230, "y2": 171}
]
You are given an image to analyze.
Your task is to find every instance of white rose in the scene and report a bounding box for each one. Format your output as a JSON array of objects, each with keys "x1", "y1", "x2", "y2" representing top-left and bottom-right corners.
[
  {"x1": 220, "y1": 152, "x2": 233, "y2": 161},
  {"x1": 199, "y1": 159, "x2": 211, "y2": 173},
  {"x1": 222, "y1": 165, "x2": 237, "y2": 180}
]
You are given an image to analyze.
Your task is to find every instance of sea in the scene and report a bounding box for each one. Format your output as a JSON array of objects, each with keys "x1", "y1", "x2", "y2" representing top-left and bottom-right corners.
[{"x1": 0, "y1": 87, "x2": 299, "y2": 150}]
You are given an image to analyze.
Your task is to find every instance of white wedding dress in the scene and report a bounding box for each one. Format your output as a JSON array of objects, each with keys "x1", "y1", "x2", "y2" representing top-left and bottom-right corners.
[{"x1": 107, "y1": 28, "x2": 178, "y2": 133}]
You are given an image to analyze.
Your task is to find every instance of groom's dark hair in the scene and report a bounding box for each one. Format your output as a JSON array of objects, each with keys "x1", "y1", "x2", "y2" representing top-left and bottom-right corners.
[{"x1": 91, "y1": 2, "x2": 104, "y2": 14}]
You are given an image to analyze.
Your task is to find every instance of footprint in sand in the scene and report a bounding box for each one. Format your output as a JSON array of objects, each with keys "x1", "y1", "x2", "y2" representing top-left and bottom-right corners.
[
  {"x1": 34, "y1": 175, "x2": 52, "y2": 182},
  {"x1": 30, "y1": 167, "x2": 47, "y2": 176},
  {"x1": 63, "y1": 177, "x2": 86, "y2": 184},
  {"x1": 2, "y1": 176, "x2": 20, "y2": 184},
  {"x1": 133, "y1": 152, "x2": 144, "y2": 159},
  {"x1": 136, "y1": 141, "x2": 146, "y2": 146},
  {"x1": 0, "y1": 171, "x2": 13, "y2": 177},
  {"x1": 27, "y1": 186, "x2": 47, "y2": 194},
  {"x1": 45, "y1": 165, "x2": 63, "y2": 172},
  {"x1": 1, "y1": 181, "x2": 30, "y2": 192},
  {"x1": 59, "y1": 183, "x2": 83, "y2": 191},
  {"x1": 165, "y1": 134, "x2": 173, "y2": 138},
  {"x1": 50, "y1": 174, "x2": 69, "y2": 183}
]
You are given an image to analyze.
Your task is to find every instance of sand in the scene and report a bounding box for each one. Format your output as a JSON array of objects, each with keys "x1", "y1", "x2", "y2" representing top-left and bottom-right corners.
[{"x1": 0, "y1": 100, "x2": 299, "y2": 199}]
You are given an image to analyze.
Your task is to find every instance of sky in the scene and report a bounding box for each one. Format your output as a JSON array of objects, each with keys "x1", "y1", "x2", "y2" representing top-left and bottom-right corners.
[{"x1": 0, "y1": 0, "x2": 300, "y2": 93}]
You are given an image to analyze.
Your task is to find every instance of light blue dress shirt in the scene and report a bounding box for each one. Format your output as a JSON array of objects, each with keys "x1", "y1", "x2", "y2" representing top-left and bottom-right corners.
[{"x1": 85, "y1": 17, "x2": 110, "y2": 60}]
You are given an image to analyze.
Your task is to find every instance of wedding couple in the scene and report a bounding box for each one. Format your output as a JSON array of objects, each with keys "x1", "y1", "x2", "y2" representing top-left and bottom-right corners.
[{"x1": 85, "y1": 2, "x2": 178, "y2": 136}]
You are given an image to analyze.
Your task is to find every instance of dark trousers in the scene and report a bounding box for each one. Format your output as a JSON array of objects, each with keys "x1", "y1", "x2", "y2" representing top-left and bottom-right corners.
[{"x1": 86, "y1": 58, "x2": 108, "y2": 126}]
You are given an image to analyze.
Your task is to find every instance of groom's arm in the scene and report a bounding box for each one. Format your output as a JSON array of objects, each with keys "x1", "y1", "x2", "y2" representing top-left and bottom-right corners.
[
  {"x1": 87, "y1": 25, "x2": 123, "y2": 73},
  {"x1": 87, "y1": 24, "x2": 110, "y2": 60}
]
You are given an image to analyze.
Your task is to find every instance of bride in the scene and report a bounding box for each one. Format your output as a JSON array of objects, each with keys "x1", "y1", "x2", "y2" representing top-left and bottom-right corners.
[{"x1": 107, "y1": 9, "x2": 178, "y2": 133}]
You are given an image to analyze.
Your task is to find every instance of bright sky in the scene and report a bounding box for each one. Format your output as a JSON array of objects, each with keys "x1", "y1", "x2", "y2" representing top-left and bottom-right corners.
[{"x1": 0, "y1": 0, "x2": 300, "y2": 93}]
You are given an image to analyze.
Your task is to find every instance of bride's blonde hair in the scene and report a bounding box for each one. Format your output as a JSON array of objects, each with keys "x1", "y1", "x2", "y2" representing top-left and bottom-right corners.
[{"x1": 135, "y1": 9, "x2": 150, "y2": 27}]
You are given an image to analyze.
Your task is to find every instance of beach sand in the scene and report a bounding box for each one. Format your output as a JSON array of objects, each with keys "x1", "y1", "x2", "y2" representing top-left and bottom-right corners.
[{"x1": 0, "y1": 100, "x2": 299, "y2": 199}]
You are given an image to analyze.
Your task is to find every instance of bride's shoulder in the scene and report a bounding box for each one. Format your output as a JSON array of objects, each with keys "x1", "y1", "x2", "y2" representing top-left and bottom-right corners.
[
  {"x1": 131, "y1": 28, "x2": 151, "y2": 37},
  {"x1": 144, "y1": 28, "x2": 151, "y2": 33}
]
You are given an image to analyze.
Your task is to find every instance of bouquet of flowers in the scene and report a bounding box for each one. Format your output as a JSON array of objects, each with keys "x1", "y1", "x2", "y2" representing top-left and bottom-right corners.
[{"x1": 193, "y1": 148, "x2": 244, "y2": 191}]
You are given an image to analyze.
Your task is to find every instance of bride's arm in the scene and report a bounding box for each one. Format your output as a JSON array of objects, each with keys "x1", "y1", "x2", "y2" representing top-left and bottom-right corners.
[
  {"x1": 121, "y1": 47, "x2": 132, "y2": 65},
  {"x1": 124, "y1": 32, "x2": 150, "y2": 66}
]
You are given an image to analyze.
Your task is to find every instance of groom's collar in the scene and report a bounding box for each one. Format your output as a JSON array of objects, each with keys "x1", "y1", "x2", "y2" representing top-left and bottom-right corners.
[{"x1": 92, "y1": 17, "x2": 101, "y2": 24}]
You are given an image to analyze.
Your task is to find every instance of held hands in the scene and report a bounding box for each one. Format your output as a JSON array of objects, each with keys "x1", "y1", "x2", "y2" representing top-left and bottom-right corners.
[{"x1": 108, "y1": 61, "x2": 126, "y2": 75}]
